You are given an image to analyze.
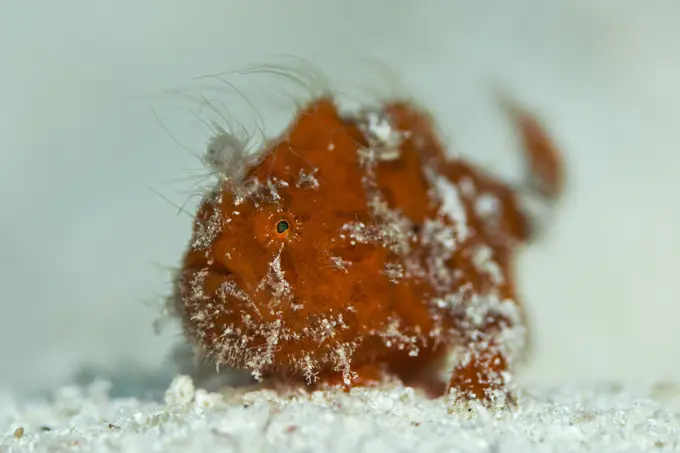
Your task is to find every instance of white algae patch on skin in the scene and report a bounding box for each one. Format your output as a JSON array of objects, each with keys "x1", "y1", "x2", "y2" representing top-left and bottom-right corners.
[
  {"x1": 433, "y1": 175, "x2": 470, "y2": 243},
  {"x1": 2, "y1": 377, "x2": 680, "y2": 453}
]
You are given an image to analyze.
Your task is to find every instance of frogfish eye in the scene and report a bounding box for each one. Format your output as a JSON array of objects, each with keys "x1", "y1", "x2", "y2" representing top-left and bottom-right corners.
[
  {"x1": 254, "y1": 209, "x2": 296, "y2": 245},
  {"x1": 272, "y1": 213, "x2": 296, "y2": 240},
  {"x1": 276, "y1": 220, "x2": 290, "y2": 235}
]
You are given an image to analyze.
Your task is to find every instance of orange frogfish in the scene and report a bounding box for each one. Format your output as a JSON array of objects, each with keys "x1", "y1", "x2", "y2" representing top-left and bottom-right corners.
[{"x1": 170, "y1": 94, "x2": 563, "y2": 404}]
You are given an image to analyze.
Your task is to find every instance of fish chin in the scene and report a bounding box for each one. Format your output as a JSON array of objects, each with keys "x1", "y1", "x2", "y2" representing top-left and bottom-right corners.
[{"x1": 207, "y1": 311, "x2": 360, "y2": 382}]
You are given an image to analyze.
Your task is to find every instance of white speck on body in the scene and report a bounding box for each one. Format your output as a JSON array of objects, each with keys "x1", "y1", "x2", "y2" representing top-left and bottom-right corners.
[
  {"x1": 472, "y1": 245, "x2": 504, "y2": 285},
  {"x1": 459, "y1": 177, "x2": 476, "y2": 198},
  {"x1": 475, "y1": 193, "x2": 501, "y2": 219},
  {"x1": 434, "y1": 176, "x2": 470, "y2": 242}
]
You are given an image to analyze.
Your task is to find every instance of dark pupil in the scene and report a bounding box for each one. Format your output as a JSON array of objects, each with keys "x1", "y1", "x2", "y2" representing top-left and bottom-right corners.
[{"x1": 276, "y1": 220, "x2": 289, "y2": 234}]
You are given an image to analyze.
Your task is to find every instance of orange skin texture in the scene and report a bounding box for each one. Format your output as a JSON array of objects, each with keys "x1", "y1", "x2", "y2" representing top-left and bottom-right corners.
[{"x1": 172, "y1": 97, "x2": 563, "y2": 403}]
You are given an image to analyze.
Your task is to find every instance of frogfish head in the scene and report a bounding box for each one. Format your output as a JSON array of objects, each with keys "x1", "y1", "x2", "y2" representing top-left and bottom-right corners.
[{"x1": 173, "y1": 98, "x2": 434, "y2": 382}]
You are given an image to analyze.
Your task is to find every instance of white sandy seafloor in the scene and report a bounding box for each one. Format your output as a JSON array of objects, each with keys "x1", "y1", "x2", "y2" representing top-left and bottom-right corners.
[{"x1": 2, "y1": 376, "x2": 680, "y2": 453}]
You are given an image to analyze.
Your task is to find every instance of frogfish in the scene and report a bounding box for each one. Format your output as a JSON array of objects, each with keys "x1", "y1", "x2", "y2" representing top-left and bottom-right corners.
[{"x1": 169, "y1": 91, "x2": 564, "y2": 404}]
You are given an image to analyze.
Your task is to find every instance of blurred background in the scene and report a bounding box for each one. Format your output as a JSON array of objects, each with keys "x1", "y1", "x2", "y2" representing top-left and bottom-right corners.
[{"x1": 2, "y1": 0, "x2": 679, "y2": 395}]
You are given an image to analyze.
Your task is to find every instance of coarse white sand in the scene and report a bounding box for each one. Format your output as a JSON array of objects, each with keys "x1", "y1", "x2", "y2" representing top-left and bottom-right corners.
[{"x1": 2, "y1": 376, "x2": 680, "y2": 453}]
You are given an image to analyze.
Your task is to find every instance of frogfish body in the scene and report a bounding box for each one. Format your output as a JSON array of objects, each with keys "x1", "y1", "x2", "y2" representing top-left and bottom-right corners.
[{"x1": 171, "y1": 96, "x2": 563, "y2": 403}]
